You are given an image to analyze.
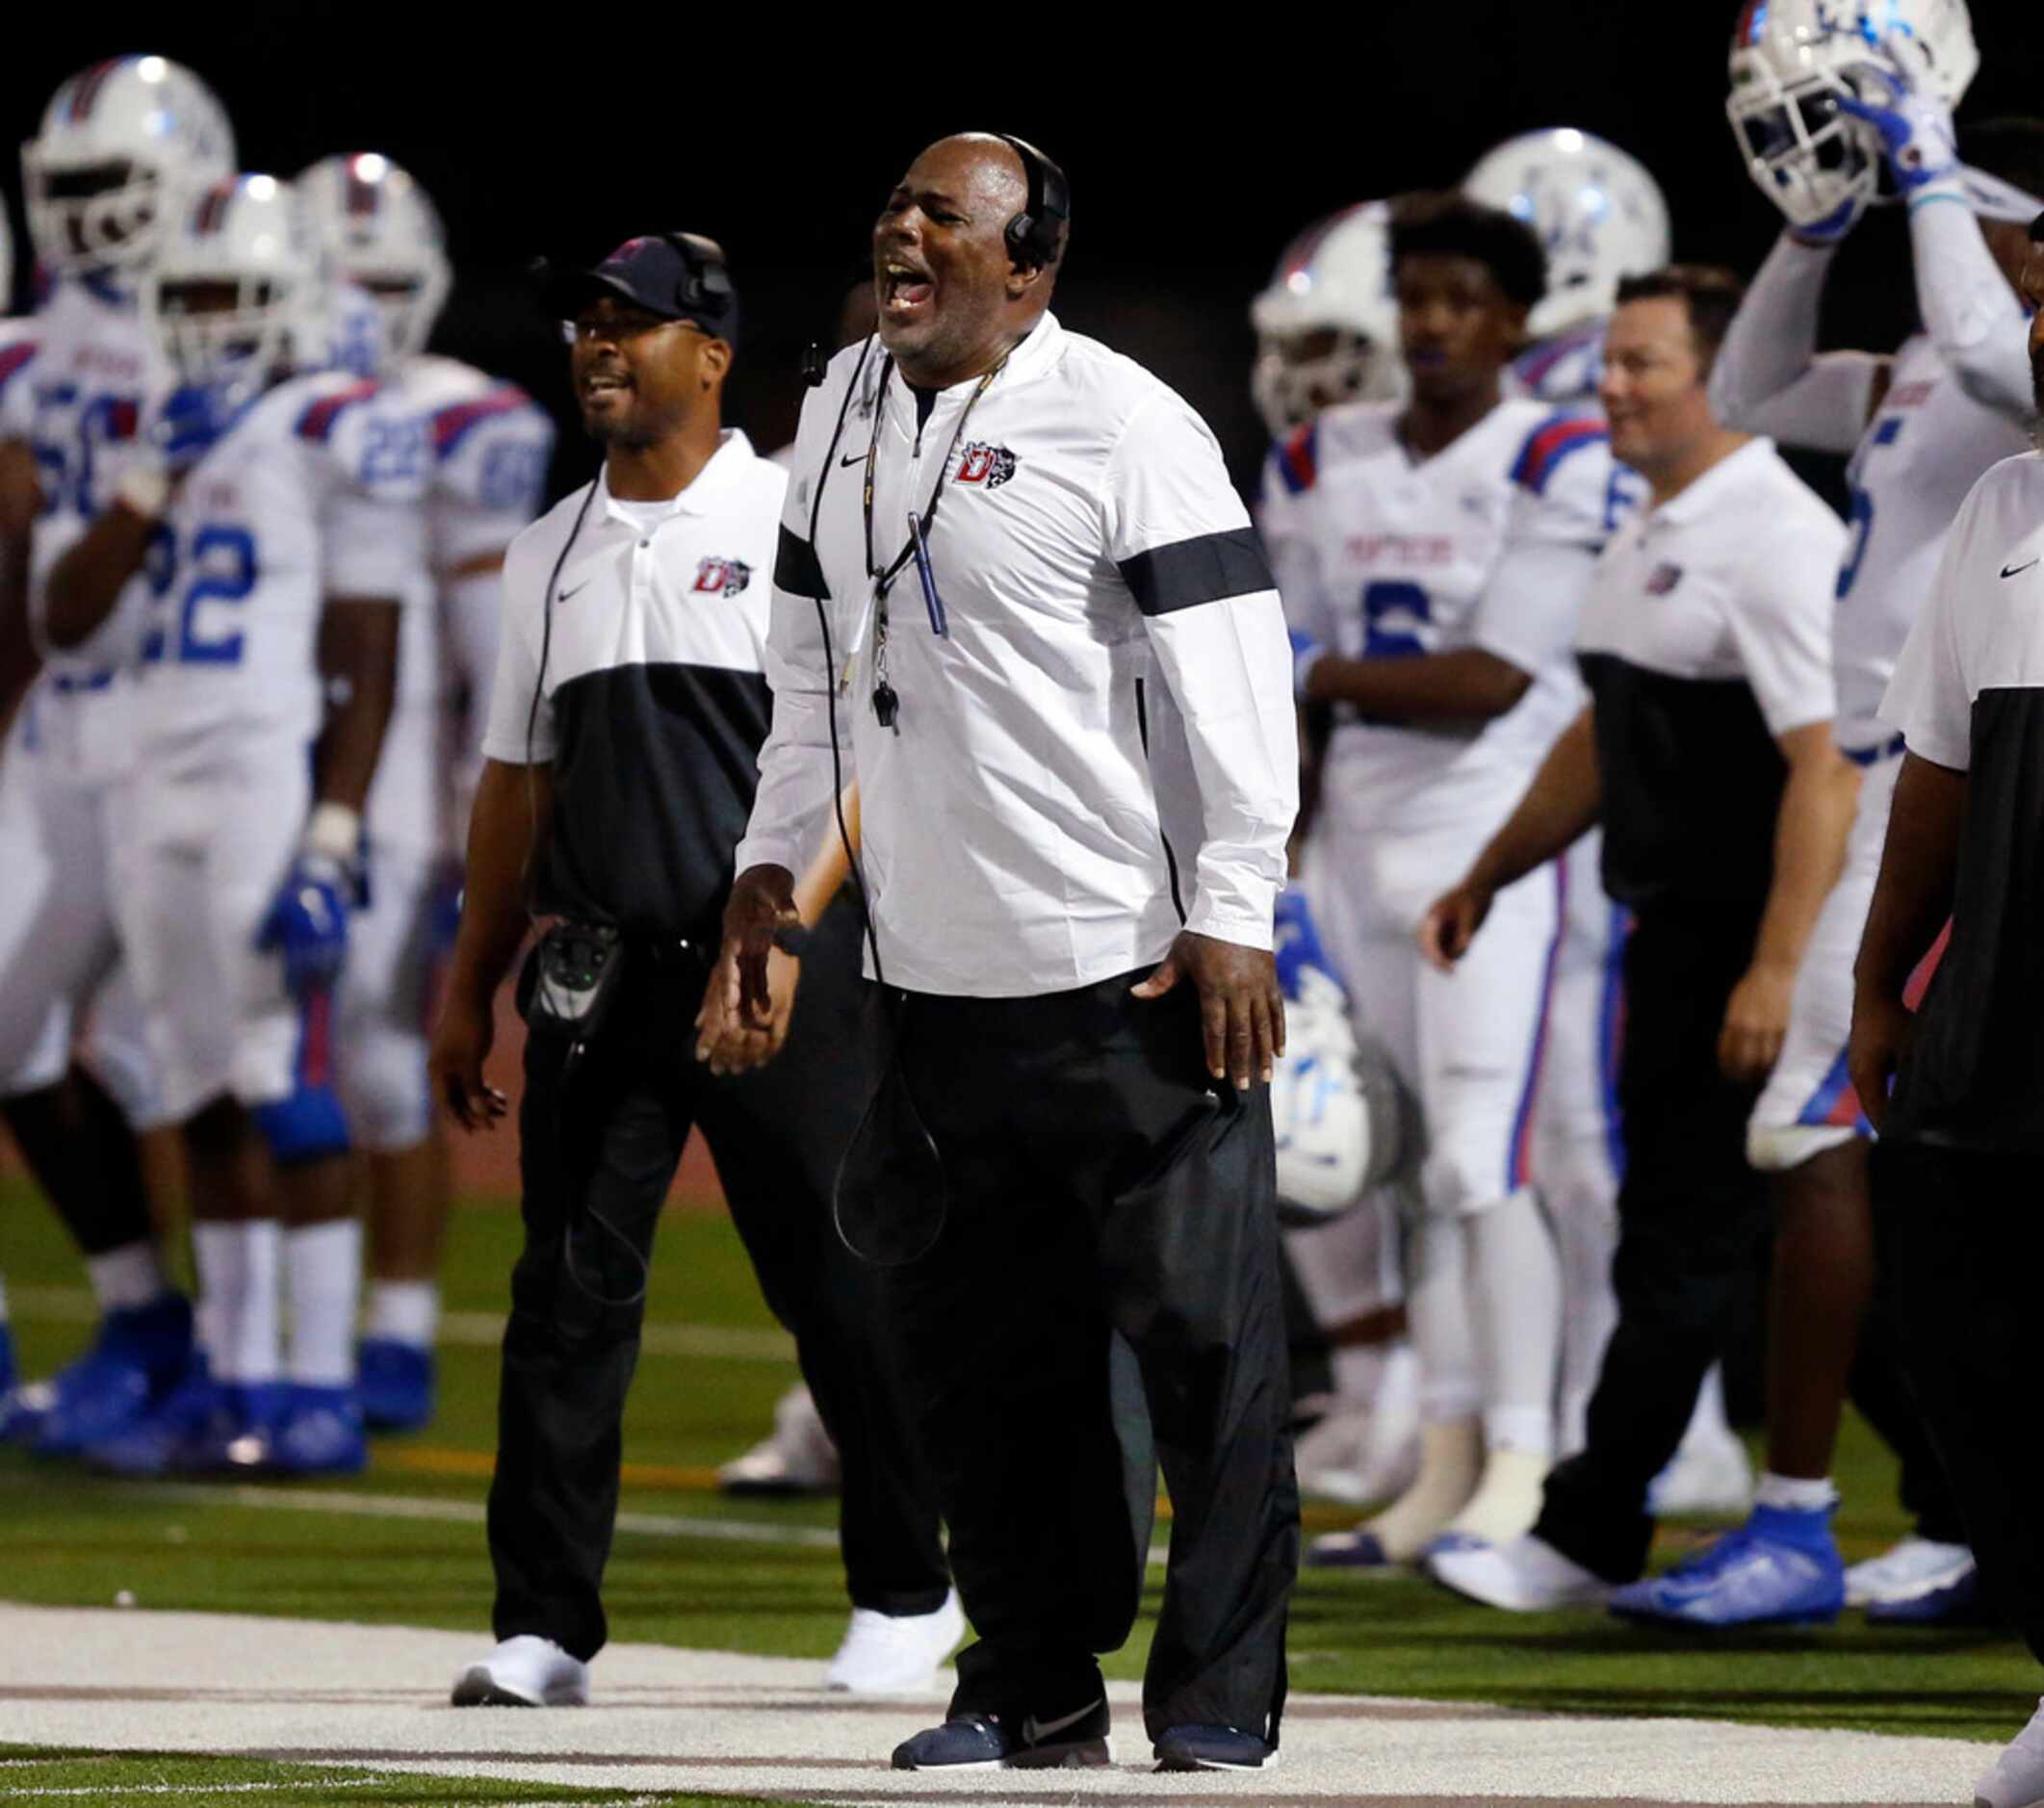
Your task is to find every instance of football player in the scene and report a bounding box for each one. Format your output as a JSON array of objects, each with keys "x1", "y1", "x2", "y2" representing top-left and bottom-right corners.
[
  {"x1": 298, "y1": 152, "x2": 555, "y2": 1433},
  {"x1": 1272, "y1": 194, "x2": 1624, "y2": 1565},
  {"x1": 41, "y1": 172, "x2": 427, "y2": 1476},
  {"x1": 1465, "y1": 128, "x2": 1749, "y2": 1511},
  {"x1": 1251, "y1": 201, "x2": 1422, "y2": 1509},
  {"x1": 1627, "y1": 0, "x2": 2034, "y2": 1628},
  {"x1": 0, "y1": 56, "x2": 233, "y2": 1456}
]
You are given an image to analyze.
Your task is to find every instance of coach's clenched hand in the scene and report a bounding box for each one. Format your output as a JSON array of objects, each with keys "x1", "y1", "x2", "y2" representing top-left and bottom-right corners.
[
  {"x1": 430, "y1": 991, "x2": 507, "y2": 1133},
  {"x1": 1132, "y1": 930, "x2": 1286, "y2": 1091},
  {"x1": 701, "y1": 864, "x2": 801, "y2": 1065}
]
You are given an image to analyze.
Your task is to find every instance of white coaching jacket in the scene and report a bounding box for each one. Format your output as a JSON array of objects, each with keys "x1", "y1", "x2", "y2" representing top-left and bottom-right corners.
[{"x1": 736, "y1": 313, "x2": 1298, "y2": 998}]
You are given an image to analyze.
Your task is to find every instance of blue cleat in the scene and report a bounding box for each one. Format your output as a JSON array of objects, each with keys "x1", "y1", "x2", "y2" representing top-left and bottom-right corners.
[
  {"x1": 268, "y1": 1384, "x2": 367, "y2": 1476},
  {"x1": 0, "y1": 1320, "x2": 14, "y2": 1396},
  {"x1": 27, "y1": 1295, "x2": 195, "y2": 1457},
  {"x1": 1305, "y1": 1526, "x2": 1397, "y2": 1569},
  {"x1": 84, "y1": 1368, "x2": 286, "y2": 1479},
  {"x1": 1608, "y1": 1503, "x2": 1845, "y2": 1628},
  {"x1": 355, "y1": 1338, "x2": 435, "y2": 1433},
  {"x1": 1153, "y1": 1725, "x2": 1280, "y2": 1771}
]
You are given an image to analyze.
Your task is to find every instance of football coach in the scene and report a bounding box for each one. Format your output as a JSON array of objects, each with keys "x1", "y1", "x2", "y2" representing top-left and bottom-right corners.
[{"x1": 708, "y1": 133, "x2": 1303, "y2": 1772}]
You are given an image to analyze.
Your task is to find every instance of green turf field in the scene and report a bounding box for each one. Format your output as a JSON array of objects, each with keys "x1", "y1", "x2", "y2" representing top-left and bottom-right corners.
[
  {"x1": 3, "y1": 1175, "x2": 2037, "y2": 1749},
  {"x1": 0, "y1": 1744, "x2": 774, "y2": 1807}
]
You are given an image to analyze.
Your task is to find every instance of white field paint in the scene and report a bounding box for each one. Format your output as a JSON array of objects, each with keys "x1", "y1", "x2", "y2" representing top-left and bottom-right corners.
[{"x1": 0, "y1": 1604, "x2": 2005, "y2": 1805}]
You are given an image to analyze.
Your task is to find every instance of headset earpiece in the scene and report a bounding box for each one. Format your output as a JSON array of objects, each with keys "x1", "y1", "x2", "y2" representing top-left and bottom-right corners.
[
  {"x1": 995, "y1": 134, "x2": 1069, "y2": 271},
  {"x1": 660, "y1": 230, "x2": 734, "y2": 318}
]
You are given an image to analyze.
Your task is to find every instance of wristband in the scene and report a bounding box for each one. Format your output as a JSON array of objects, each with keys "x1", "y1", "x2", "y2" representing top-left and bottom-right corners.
[
  {"x1": 114, "y1": 459, "x2": 171, "y2": 520},
  {"x1": 302, "y1": 801, "x2": 364, "y2": 865}
]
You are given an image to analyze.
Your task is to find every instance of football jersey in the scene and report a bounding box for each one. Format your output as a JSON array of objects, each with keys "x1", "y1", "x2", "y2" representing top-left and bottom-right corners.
[
  {"x1": 1264, "y1": 396, "x2": 1620, "y2": 835},
  {"x1": 1510, "y1": 320, "x2": 1606, "y2": 408},
  {"x1": 112, "y1": 369, "x2": 428, "y2": 771},
  {"x1": 0, "y1": 317, "x2": 39, "y2": 439},
  {"x1": 12, "y1": 280, "x2": 180, "y2": 784},
  {"x1": 1830, "y1": 333, "x2": 2031, "y2": 752},
  {"x1": 365, "y1": 355, "x2": 553, "y2": 852}
]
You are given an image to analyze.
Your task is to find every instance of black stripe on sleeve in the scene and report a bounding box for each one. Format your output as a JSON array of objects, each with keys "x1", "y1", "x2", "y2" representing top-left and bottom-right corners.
[
  {"x1": 1118, "y1": 528, "x2": 1273, "y2": 617},
  {"x1": 775, "y1": 524, "x2": 828, "y2": 600}
]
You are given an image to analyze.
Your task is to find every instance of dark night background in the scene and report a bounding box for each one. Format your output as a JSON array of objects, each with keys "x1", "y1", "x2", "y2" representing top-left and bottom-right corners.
[{"x1": 4, "y1": 4, "x2": 2037, "y2": 504}]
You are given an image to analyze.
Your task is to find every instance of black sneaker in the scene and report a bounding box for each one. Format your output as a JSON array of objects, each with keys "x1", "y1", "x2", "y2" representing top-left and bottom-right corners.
[
  {"x1": 891, "y1": 1698, "x2": 1112, "y2": 1770},
  {"x1": 1154, "y1": 1723, "x2": 1280, "y2": 1771}
]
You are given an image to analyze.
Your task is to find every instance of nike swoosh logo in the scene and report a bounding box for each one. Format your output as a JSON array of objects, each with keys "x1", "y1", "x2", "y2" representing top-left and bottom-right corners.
[
  {"x1": 2003, "y1": 559, "x2": 2040, "y2": 580},
  {"x1": 556, "y1": 581, "x2": 590, "y2": 604},
  {"x1": 1022, "y1": 1699, "x2": 1101, "y2": 1745},
  {"x1": 840, "y1": 452, "x2": 865, "y2": 468}
]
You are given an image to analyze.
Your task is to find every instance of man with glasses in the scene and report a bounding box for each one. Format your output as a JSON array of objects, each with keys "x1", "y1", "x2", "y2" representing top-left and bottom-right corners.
[{"x1": 429, "y1": 232, "x2": 954, "y2": 1708}]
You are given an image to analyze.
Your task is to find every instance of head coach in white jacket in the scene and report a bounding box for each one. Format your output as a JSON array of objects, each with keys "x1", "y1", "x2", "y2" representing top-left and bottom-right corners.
[{"x1": 709, "y1": 133, "x2": 1301, "y2": 1772}]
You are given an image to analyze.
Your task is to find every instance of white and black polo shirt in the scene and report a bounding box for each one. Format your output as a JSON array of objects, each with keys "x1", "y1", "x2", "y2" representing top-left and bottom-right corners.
[
  {"x1": 736, "y1": 313, "x2": 1298, "y2": 998},
  {"x1": 481, "y1": 429, "x2": 784, "y2": 940},
  {"x1": 1573, "y1": 437, "x2": 1843, "y2": 916},
  {"x1": 1880, "y1": 451, "x2": 2044, "y2": 1149}
]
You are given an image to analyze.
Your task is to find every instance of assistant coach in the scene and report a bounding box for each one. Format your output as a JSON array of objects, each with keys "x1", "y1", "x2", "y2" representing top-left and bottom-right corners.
[
  {"x1": 427, "y1": 232, "x2": 954, "y2": 1711},
  {"x1": 712, "y1": 134, "x2": 1302, "y2": 1773}
]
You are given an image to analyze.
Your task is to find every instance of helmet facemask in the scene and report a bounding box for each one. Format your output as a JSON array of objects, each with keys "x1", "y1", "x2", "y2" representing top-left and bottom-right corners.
[
  {"x1": 24, "y1": 152, "x2": 168, "y2": 277},
  {"x1": 1252, "y1": 326, "x2": 1402, "y2": 439},
  {"x1": 1726, "y1": 52, "x2": 1887, "y2": 227}
]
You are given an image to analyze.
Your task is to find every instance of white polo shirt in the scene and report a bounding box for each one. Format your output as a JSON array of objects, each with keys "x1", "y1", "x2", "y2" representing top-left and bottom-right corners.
[
  {"x1": 1574, "y1": 436, "x2": 1844, "y2": 912},
  {"x1": 482, "y1": 429, "x2": 787, "y2": 939},
  {"x1": 737, "y1": 312, "x2": 1299, "y2": 998},
  {"x1": 1878, "y1": 451, "x2": 2044, "y2": 1149}
]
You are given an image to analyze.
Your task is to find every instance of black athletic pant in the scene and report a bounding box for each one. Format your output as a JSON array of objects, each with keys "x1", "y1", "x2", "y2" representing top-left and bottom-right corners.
[
  {"x1": 879, "y1": 971, "x2": 1300, "y2": 1745},
  {"x1": 488, "y1": 901, "x2": 948, "y2": 1661},
  {"x1": 1850, "y1": 1291, "x2": 1967, "y2": 1547},
  {"x1": 1536, "y1": 905, "x2": 1773, "y2": 1582},
  {"x1": 1872, "y1": 1141, "x2": 2043, "y2": 1658}
]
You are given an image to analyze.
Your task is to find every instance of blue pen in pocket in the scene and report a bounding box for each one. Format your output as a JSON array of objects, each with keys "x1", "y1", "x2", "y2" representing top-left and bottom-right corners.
[{"x1": 907, "y1": 509, "x2": 946, "y2": 636}]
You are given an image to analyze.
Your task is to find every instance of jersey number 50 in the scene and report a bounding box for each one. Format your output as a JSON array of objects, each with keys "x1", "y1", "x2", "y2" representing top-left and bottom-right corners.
[{"x1": 141, "y1": 523, "x2": 258, "y2": 666}]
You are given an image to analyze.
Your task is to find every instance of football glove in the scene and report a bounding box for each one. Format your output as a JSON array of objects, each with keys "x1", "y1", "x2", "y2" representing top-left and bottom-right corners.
[
  {"x1": 1838, "y1": 40, "x2": 1960, "y2": 195},
  {"x1": 256, "y1": 852, "x2": 355, "y2": 999},
  {"x1": 1274, "y1": 887, "x2": 1341, "y2": 1003},
  {"x1": 150, "y1": 378, "x2": 255, "y2": 478}
]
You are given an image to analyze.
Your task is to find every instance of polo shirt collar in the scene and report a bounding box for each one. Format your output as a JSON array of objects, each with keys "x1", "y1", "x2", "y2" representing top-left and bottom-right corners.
[
  {"x1": 595, "y1": 427, "x2": 757, "y2": 528},
  {"x1": 1649, "y1": 435, "x2": 1772, "y2": 529}
]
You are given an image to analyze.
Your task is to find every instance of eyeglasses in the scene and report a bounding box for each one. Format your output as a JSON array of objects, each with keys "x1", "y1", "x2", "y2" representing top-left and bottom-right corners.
[{"x1": 558, "y1": 312, "x2": 701, "y2": 347}]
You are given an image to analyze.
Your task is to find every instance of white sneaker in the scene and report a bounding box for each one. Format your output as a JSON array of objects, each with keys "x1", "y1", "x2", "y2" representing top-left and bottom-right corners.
[
  {"x1": 1845, "y1": 1536, "x2": 1975, "y2": 1609},
  {"x1": 1427, "y1": 1534, "x2": 1612, "y2": 1613},
  {"x1": 1976, "y1": 1696, "x2": 2044, "y2": 1808},
  {"x1": 718, "y1": 1384, "x2": 841, "y2": 1496},
  {"x1": 1648, "y1": 1427, "x2": 1753, "y2": 1517},
  {"x1": 825, "y1": 1588, "x2": 966, "y2": 1694},
  {"x1": 451, "y1": 1634, "x2": 590, "y2": 1707}
]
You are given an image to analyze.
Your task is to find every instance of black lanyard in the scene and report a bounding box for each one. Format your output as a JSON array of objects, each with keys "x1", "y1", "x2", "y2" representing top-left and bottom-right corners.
[{"x1": 861, "y1": 353, "x2": 1006, "y2": 600}]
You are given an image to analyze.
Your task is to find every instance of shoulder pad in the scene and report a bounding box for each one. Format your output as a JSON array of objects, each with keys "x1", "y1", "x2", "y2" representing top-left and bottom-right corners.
[
  {"x1": 1512, "y1": 413, "x2": 1609, "y2": 496},
  {"x1": 1271, "y1": 422, "x2": 1318, "y2": 497},
  {"x1": 297, "y1": 378, "x2": 381, "y2": 443},
  {"x1": 431, "y1": 384, "x2": 540, "y2": 460}
]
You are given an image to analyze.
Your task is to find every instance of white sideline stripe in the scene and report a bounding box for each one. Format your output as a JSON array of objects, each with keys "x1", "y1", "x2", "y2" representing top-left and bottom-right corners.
[
  {"x1": 6, "y1": 1286, "x2": 796, "y2": 1363},
  {"x1": 80, "y1": 1478, "x2": 1177, "y2": 1566},
  {"x1": 91, "y1": 1479, "x2": 844, "y2": 1551}
]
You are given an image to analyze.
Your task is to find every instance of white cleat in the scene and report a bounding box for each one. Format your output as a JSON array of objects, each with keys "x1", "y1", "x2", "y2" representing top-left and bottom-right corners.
[
  {"x1": 1845, "y1": 1536, "x2": 1975, "y2": 1609},
  {"x1": 451, "y1": 1635, "x2": 591, "y2": 1707},
  {"x1": 1976, "y1": 1695, "x2": 2044, "y2": 1808},
  {"x1": 1427, "y1": 1534, "x2": 1612, "y2": 1614},
  {"x1": 825, "y1": 1588, "x2": 966, "y2": 1694},
  {"x1": 718, "y1": 1383, "x2": 841, "y2": 1497},
  {"x1": 1648, "y1": 1427, "x2": 1753, "y2": 1517}
]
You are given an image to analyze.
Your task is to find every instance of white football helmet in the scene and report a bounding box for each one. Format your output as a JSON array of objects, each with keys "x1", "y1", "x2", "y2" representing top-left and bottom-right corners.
[
  {"x1": 1465, "y1": 129, "x2": 1671, "y2": 340},
  {"x1": 145, "y1": 174, "x2": 324, "y2": 385},
  {"x1": 1251, "y1": 201, "x2": 1406, "y2": 439},
  {"x1": 1726, "y1": 0, "x2": 1979, "y2": 228},
  {"x1": 22, "y1": 56, "x2": 235, "y2": 280},
  {"x1": 1272, "y1": 969, "x2": 1410, "y2": 1222},
  {"x1": 297, "y1": 152, "x2": 451, "y2": 365}
]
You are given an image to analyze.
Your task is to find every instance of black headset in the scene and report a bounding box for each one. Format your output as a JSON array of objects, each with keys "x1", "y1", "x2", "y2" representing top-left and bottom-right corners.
[
  {"x1": 658, "y1": 230, "x2": 736, "y2": 320},
  {"x1": 995, "y1": 134, "x2": 1070, "y2": 269}
]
